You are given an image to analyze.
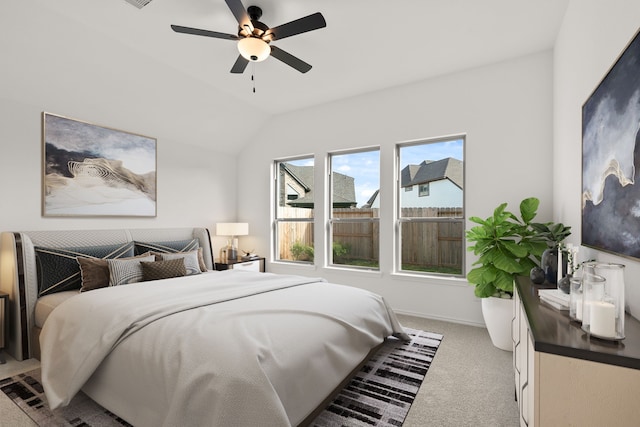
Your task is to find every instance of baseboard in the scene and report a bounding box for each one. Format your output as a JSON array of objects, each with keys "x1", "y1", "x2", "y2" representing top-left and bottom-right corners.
[{"x1": 393, "y1": 309, "x2": 486, "y2": 328}]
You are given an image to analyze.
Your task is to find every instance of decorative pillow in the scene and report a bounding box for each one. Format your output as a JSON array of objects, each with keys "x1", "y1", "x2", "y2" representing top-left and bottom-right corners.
[
  {"x1": 78, "y1": 252, "x2": 154, "y2": 292},
  {"x1": 141, "y1": 258, "x2": 187, "y2": 282},
  {"x1": 108, "y1": 255, "x2": 155, "y2": 286},
  {"x1": 134, "y1": 239, "x2": 209, "y2": 272},
  {"x1": 35, "y1": 242, "x2": 135, "y2": 296},
  {"x1": 154, "y1": 250, "x2": 201, "y2": 275}
]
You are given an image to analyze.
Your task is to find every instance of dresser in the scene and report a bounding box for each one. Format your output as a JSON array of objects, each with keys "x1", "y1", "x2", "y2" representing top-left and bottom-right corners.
[{"x1": 513, "y1": 276, "x2": 640, "y2": 426}]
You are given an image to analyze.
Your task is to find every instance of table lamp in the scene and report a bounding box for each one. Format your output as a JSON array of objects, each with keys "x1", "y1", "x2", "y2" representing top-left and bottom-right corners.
[{"x1": 216, "y1": 223, "x2": 249, "y2": 262}]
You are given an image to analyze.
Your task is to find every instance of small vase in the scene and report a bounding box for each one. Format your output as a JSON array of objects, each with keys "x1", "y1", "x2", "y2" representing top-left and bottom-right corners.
[
  {"x1": 541, "y1": 247, "x2": 568, "y2": 285},
  {"x1": 558, "y1": 273, "x2": 572, "y2": 294},
  {"x1": 541, "y1": 248, "x2": 558, "y2": 285}
]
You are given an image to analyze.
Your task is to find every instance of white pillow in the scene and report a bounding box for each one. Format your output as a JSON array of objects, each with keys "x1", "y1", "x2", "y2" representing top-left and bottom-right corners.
[
  {"x1": 157, "y1": 250, "x2": 201, "y2": 276},
  {"x1": 108, "y1": 255, "x2": 155, "y2": 286}
]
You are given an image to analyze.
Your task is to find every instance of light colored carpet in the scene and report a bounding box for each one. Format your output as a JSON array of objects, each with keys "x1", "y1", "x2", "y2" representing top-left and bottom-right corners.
[
  {"x1": 397, "y1": 314, "x2": 519, "y2": 427},
  {"x1": 0, "y1": 355, "x2": 39, "y2": 427},
  {"x1": 0, "y1": 314, "x2": 518, "y2": 427}
]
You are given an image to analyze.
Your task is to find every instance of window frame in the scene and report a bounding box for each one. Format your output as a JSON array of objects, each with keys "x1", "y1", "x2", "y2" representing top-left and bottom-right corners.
[
  {"x1": 273, "y1": 156, "x2": 315, "y2": 265},
  {"x1": 327, "y1": 147, "x2": 380, "y2": 270},
  {"x1": 395, "y1": 135, "x2": 466, "y2": 278}
]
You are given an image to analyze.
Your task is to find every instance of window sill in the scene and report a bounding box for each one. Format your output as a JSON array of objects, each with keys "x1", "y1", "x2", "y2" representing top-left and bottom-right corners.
[
  {"x1": 391, "y1": 271, "x2": 468, "y2": 286},
  {"x1": 268, "y1": 261, "x2": 317, "y2": 272},
  {"x1": 322, "y1": 265, "x2": 383, "y2": 278}
]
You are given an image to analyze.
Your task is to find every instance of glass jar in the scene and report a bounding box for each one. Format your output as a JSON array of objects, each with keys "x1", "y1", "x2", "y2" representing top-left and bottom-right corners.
[
  {"x1": 582, "y1": 262, "x2": 625, "y2": 340},
  {"x1": 569, "y1": 276, "x2": 583, "y2": 322}
]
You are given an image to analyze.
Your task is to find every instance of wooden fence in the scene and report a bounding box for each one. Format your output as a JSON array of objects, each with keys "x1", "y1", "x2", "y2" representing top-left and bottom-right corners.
[{"x1": 277, "y1": 207, "x2": 463, "y2": 269}]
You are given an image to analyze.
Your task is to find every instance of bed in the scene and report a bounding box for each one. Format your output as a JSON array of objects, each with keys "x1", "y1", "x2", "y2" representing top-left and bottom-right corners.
[{"x1": 0, "y1": 227, "x2": 408, "y2": 426}]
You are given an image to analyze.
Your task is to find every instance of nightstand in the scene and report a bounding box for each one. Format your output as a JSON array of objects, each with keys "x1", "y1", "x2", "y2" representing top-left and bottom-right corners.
[
  {"x1": 215, "y1": 258, "x2": 265, "y2": 272},
  {"x1": 0, "y1": 292, "x2": 8, "y2": 364}
]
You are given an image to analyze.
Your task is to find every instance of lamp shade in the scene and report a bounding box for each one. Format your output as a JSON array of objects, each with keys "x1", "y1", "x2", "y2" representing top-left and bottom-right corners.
[
  {"x1": 237, "y1": 37, "x2": 270, "y2": 62},
  {"x1": 216, "y1": 222, "x2": 249, "y2": 237}
]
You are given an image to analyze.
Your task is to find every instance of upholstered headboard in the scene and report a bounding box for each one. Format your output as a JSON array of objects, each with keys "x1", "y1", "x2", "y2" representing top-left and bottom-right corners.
[{"x1": 0, "y1": 227, "x2": 213, "y2": 361}]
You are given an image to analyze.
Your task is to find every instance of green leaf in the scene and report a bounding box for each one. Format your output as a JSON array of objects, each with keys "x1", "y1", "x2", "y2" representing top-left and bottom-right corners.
[
  {"x1": 494, "y1": 270, "x2": 515, "y2": 293},
  {"x1": 492, "y1": 248, "x2": 525, "y2": 274},
  {"x1": 475, "y1": 281, "x2": 498, "y2": 298},
  {"x1": 501, "y1": 240, "x2": 528, "y2": 258},
  {"x1": 519, "y1": 197, "x2": 539, "y2": 224},
  {"x1": 467, "y1": 266, "x2": 497, "y2": 285}
]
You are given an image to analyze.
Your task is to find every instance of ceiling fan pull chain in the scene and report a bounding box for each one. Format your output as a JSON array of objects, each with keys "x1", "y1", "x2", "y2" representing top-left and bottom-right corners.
[{"x1": 252, "y1": 63, "x2": 256, "y2": 93}]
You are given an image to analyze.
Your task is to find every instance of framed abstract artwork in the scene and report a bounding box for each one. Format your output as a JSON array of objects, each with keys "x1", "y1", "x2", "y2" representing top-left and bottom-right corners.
[
  {"x1": 582, "y1": 28, "x2": 640, "y2": 258},
  {"x1": 42, "y1": 112, "x2": 157, "y2": 217}
]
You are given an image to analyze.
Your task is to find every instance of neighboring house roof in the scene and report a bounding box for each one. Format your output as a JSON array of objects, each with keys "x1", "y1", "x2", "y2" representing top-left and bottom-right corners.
[
  {"x1": 362, "y1": 189, "x2": 379, "y2": 208},
  {"x1": 365, "y1": 157, "x2": 463, "y2": 207},
  {"x1": 401, "y1": 157, "x2": 463, "y2": 189},
  {"x1": 282, "y1": 163, "x2": 356, "y2": 208}
]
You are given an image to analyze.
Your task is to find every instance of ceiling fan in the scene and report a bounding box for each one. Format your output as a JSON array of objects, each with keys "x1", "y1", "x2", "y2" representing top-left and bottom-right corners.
[{"x1": 171, "y1": 0, "x2": 326, "y2": 74}]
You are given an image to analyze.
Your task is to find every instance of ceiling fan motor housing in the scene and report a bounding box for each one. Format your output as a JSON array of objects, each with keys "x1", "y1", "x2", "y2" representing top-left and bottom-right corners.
[{"x1": 171, "y1": 0, "x2": 326, "y2": 73}]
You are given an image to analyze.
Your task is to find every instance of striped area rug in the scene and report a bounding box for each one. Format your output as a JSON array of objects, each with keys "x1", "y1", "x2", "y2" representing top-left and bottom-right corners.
[
  {"x1": 0, "y1": 328, "x2": 442, "y2": 427},
  {"x1": 312, "y1": 328, "x2": 443, "y2": 426}
]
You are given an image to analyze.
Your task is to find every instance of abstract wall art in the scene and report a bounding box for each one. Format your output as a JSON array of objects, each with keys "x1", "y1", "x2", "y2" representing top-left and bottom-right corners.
[
  {"x1": 582, "y1": 28, "x2": 640, "y2": 258},
  {"x1": 42, "y1": 113, "x2": 157, "y2": 217}
]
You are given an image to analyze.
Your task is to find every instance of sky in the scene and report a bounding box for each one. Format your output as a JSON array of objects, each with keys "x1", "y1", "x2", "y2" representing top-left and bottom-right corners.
[
  {"x1": 288, "y1": 138, "x2": 464, "y2": 207},
  {"x1": 336, "y1": 139, "x2": 464, "y2": 206}
]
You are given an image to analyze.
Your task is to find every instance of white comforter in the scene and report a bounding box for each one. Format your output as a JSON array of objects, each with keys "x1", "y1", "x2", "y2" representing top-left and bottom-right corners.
[{"x1": 40, "y1": 270, "x2": 408, "y2": 426}]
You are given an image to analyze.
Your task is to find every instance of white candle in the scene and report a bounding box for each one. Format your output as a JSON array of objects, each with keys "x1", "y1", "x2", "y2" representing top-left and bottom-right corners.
[
  {"x1": 576, "y1": 296, "x2": 583, "y2": 321},
  {"x1": 590, "y1": 301, "x2": 616, "y2": 338},
  {"x1": 557, "y1": 247, "x2": 563, "y2": 284}
]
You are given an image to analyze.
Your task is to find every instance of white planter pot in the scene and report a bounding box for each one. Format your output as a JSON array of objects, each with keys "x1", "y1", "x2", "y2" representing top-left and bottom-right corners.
[{"x1": 481, "y1": 296, "x2": 514, "y2": 351}]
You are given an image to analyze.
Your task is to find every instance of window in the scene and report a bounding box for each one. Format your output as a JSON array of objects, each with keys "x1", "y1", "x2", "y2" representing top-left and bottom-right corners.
[
  {"x1": 397, "y1": 137, "x2": 464, "y2": 276},
  {"x1": 274, "y1": 157, "x2": 314, "y2": 263},
  {"x1": 329, "y1": 149, "x2": 380, "y2": 269},
  {"x1": 286, "y1": 184, "x2": 299, "y2": 200}
]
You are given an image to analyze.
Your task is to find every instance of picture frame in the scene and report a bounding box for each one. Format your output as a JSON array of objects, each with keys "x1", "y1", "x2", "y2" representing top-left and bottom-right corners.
[
  {"x1": 582, "y1": 28, "x2": 640, "y2": 258},
  {"x1": 42, "y1": 112, "x2": 157, "y2": 217}
]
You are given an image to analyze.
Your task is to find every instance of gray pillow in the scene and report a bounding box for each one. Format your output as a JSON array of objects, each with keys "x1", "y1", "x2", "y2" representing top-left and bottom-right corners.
[{"x1": 154, "y1": 250, "x2": 201, "y2": 276}]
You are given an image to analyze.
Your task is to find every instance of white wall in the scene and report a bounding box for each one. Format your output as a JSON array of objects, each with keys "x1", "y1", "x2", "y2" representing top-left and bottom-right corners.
[
  {"x1": 0, "y1": 100, "x2": 237, "y2": 248},
  {"x1": 238, "y1": 51, "x2": 554, "y2": 325},
  {"x1": 0, "y1": 4, "x2": 240, "y2": 248},
  {"x1": 554, "y1": 0, "x2": 640, "y2": 318}
]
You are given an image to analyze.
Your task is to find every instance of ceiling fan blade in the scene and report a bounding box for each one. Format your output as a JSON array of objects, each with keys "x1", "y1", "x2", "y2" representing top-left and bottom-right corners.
[
  {"x1": 230, "y1": 55, "x2": 249, "y2": 74},
  {"x1": 224, "y1": 0, "x2": 252, "y2": 31},
  {"x1": 171, "y1": 25, "x2": 239, "y2": 40},
  {"x1": 270, "y1": 45, "x2": 312, "y2": 73},
  {"x1": 267, "y1": 12, "x2": 326, "y2": 41}
]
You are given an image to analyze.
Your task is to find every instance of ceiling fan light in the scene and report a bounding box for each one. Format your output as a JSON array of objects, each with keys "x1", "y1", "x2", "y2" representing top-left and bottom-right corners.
[{"x1": 237, "y1": 37, "x2": 270, "y2": 62}]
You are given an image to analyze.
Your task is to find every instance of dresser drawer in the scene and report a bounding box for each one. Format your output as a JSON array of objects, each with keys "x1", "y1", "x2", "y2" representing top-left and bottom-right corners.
[{"x1": 231, "y1": 260, "x2": 261, "y2": 272}]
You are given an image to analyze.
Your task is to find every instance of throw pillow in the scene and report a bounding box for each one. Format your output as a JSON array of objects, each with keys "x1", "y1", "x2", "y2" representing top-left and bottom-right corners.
[
  {"x1": 154, "y1": 250, "x2": 201, "y2": 275},
  {"x1": 141, "y1": 258, "x2": 187, "y2": 281},
  {"x1": 134, "y1": 239, "x2": 208, "y2": 272},
  {"x1": 78, "y1": 252, "x2": 154, "y2": 292},
  {"x1": 108, "y1": 255, "x2": 155, "y2": 286},
  {"x1": 35, "y1": 242, "x2": 135, "y2": 296}
]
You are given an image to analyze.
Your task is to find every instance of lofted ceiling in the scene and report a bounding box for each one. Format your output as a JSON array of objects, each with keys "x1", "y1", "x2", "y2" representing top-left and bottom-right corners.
[{"x1": 3, "y1": 0, "x2": 569, "y2": 154}]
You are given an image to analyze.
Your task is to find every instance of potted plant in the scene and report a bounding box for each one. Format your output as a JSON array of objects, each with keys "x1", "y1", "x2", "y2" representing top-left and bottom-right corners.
[
  {"x1": 529, "y1": 222, "x2": 572, "y2": 286},
  {"x1": 466, "y1": 197, "x2": 548, "y2": 350}
]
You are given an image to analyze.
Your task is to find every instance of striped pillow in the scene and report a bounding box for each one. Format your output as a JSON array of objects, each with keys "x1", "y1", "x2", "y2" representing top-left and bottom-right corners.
[
  {"x1": 108, "y1": 255, "x2": 155, "y2": 286},
  {"x1": 134, "y1": 239, "x2": 208, "y2": 272}
]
